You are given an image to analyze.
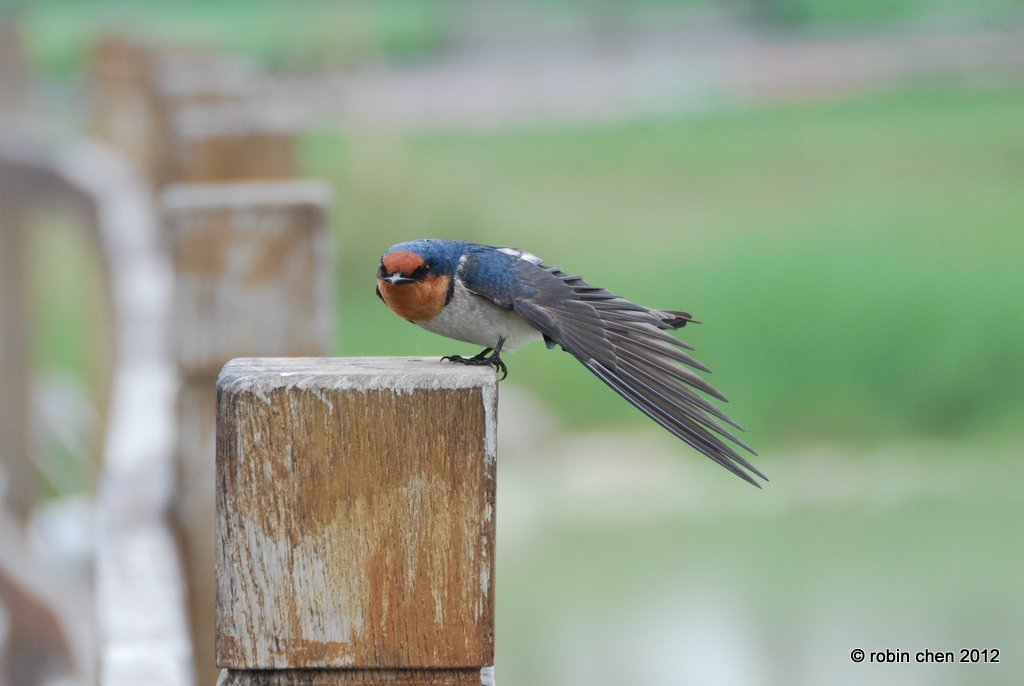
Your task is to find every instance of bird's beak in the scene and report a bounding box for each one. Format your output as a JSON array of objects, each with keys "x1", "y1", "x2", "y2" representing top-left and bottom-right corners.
[{"x1": 383, "y1": 273, "x2": 415, "y2": 284}]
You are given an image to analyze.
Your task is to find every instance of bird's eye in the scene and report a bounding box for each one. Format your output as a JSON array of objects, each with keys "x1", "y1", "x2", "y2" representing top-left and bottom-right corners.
[
  {"x1": 411, "y1": 264, "x2": 430, "y2": 280},
  {"x1": 377, "y1": 264, "x2": 387, "y2": 278}
]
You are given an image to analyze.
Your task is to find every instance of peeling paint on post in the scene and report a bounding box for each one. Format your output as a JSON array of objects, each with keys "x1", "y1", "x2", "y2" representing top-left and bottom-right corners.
[{"x1": 216, "y1": 357, "x2": 497, "y2": 686}]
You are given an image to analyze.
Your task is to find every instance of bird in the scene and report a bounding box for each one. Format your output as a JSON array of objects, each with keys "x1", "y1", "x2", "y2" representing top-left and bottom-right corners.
[{"x1": 376, "y1": 238, "x2": 764, "y2": 486}]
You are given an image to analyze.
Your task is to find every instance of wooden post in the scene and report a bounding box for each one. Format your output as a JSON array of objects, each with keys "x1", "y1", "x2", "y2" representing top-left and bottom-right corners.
[
  {"x1": 88, "y1": 36, "x2": 162, "y2": 182},
  {"x1": 216, "y1": 358, "x2": 497, "y2": 685},
  {"x1": 165, "y1": 181, "x2": 333, "y2": 378},
  {"x1": 168, "y1": 102, "x2": 302, "y2": 182},
  {"x1": 90, "y1": 38, "x2": 258, "y2": 187},
  {"x1": 164, "y1": 181, "x2": 333, "y2": 686},
  {"x1": 152, "y1": 50, "x2": 256, "y2": 187}
]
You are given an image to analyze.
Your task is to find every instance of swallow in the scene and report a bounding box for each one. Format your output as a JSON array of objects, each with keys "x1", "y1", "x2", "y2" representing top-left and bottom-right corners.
[{"x1": 377, "y1": 238, "x2": 764, "y2": 486}]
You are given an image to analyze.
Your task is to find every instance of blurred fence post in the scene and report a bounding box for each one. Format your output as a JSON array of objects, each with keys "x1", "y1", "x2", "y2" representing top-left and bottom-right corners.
[
  {"x1": 163, "y1": 181, "x2": 333, "y2": 686},
  {"x1": 89, "y1": 36, "x2": 162, "y2": 183},
  {"x1": 0, "y1": 157, "x2": 64, "y2": 684},
  {"x1": 90, "y1": 36, "x2": 260, "y2": 188},
  {"x1": 0, "y1": 14, "x2": 33, "y2": 524},
  {"x1": 168, "y1": 102, "x2": 302, "y2": 182},
  {"x1": 0, "y1": 185, "x2": 33, "y2": 523},
  {"x1": 215, "y1": 358, "x2": 497, "y2": 686},
  {"x1": 0, "y1": 125, "x2": 194, "y2": 686},
  {"x1": 151, "y1": 50, "x2": 257, "y2": 187}
]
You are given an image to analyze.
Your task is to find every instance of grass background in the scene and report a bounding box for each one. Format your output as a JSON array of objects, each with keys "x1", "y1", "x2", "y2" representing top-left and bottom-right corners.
[
  {"x1": 304, "y1": 84, "x2": 1024, "y2": 448},
  {"x1": 14, "y1": 0, "x2": 1024, "y2": 76}
]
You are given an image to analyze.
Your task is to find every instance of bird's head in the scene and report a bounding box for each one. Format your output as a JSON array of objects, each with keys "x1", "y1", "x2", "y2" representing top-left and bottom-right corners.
[{"x1": 377, "y1": 240, "x2": 459, "y2": 322}]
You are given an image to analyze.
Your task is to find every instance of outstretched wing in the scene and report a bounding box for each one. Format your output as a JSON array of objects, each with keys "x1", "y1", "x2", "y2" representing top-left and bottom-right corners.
[{"x1": 460, "y1": 246, "x2": 764, "y2": 486}]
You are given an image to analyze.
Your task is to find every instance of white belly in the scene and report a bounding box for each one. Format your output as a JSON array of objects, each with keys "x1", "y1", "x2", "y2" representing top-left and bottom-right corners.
[{"x1": 415, "y1": 281, "x2": 541, "y2": 350}]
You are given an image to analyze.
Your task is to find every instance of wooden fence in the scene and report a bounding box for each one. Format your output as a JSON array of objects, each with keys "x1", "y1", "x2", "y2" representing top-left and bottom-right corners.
[
  {"x1": 2, "y1": 28, "x2": 339, "y2": 686},
  {"x1": 89, "y1": 34, "x2": 334, "y2": 686},
  {"x1": 215, "y1": 358, "x2": 497, "y2": 686},
  {"x1": 2, "y1": 28, "x2": 499, "y2": 686},
  {"x1": 0, "y1": 122, "x2": 189, "y2": 686},
  {"x1": 2, "y1": 22, "x2": 113, "y2": 684}
]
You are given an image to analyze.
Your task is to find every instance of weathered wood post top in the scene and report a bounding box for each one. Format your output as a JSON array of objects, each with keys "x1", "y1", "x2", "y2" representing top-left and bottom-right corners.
[{"x1": 216, "y1": 357, "x2": 497, "y2": 685}]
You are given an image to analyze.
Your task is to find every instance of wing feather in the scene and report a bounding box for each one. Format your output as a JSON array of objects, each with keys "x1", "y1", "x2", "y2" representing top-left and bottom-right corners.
[{"x1": 459, "y1": 245, "x2": 764, "y2": 485}]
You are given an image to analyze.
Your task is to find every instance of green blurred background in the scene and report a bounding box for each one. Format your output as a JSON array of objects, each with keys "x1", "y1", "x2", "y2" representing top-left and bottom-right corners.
[{"x1": 12, "y1": 0, "x2": 1024, "y2": 684}]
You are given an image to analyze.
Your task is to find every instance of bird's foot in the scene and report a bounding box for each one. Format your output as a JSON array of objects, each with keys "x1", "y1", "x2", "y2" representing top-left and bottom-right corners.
[{"x1": 442, "y1": 339, "x2": 508, "y2": 380}]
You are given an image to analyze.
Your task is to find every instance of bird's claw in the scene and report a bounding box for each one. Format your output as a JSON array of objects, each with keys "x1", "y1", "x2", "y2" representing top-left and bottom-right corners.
[{"x1": 442, "y1": 341, "x2": 508, "y2": 380}]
